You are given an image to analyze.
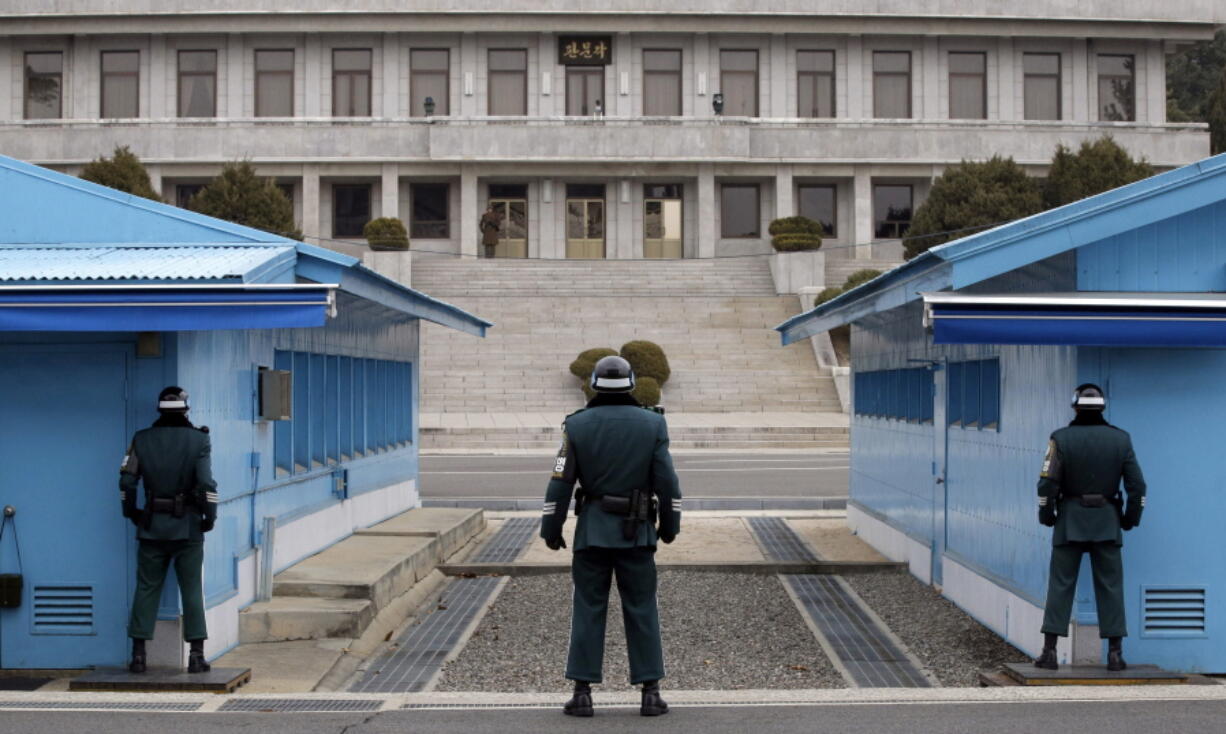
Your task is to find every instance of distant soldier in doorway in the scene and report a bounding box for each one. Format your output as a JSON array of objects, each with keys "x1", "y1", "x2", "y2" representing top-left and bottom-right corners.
[
  {"x1": 541, "y1": 356, "x2": 682, "y2": 717},
  {"x1": 1035, "y1": 383, "x2": 1146, "y2": 671},
  {"x1": 120, "y1": 386, "x2": 218, "y2": 674},
  {"x1": 480, "y1": 204, "x2": 502, "y2": 258}
]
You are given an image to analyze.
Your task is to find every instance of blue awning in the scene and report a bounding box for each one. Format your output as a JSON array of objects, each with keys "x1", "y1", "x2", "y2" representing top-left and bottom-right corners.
[
  {"x1": 923, "y1": 292, "x2": 1226, "y2": 347},
  {"x1": 0, "y1": 284, "x2": 336, "y2": 332}
]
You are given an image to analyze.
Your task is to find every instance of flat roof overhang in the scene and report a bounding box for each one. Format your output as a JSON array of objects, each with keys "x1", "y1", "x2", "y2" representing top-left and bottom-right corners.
[{"x1": 923, "y1": 292, "x2": 1226, "y2": 347}]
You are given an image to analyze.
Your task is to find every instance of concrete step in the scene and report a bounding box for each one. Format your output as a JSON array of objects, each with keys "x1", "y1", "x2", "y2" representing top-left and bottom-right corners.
[
  {"x1": 355, "y1": 507, "x2": 486, "y2": 559},
  {"x1": 239, "y1": 597, "x2": 375, "y2": 644}
]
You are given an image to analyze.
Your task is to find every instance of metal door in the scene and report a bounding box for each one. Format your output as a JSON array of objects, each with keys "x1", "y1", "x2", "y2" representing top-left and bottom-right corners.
[
  {"x1": 566, "y1": 67, "x2": 603, "y2": 116},
  {"x1": 644, "y1": 198, "x2": 683, "y2": 259},
  {"x1": 566, "y1": 198, "x2": 605, "y2": 259},
  {"x1": 930, "y1": 362, "x2": 948, "y2": 585},
  {"x1": 489, "y1": 198, "x2": 528, "y2": 258},
  {"x1": 0, "y1": 345, "x2": 132, "y2": 668}
]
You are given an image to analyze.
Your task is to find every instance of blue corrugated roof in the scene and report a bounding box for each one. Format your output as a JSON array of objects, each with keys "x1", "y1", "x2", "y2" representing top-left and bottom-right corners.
[{"x1": 0, "y1": 245, "x2": 296, "y2": 282}]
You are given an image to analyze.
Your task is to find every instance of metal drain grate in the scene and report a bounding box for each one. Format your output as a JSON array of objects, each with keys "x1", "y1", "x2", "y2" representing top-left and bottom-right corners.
[
  {"x1": 748, "y1": 517, "x2": 819, "y2": 562},
  {"x1": 403, "y1": 700, "x2": 829, "y2": 710},
  {"x1": 785, "y1": 575, "x2": 930, "y2": 688},
  {"x1": 0, "y1": 701, "x2": 201, "y2": 711},
  {"x1": 470, "y1": 517, "x2": 537, "y2": 563},
  {"x1": 352, "y1": 576, "x2": 503, "y2": 693},
  {"x1": 218, "y1": 698, "x2": 384, "y2": 713}
]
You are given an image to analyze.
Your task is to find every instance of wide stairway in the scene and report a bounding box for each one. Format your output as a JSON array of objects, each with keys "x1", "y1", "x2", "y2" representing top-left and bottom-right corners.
[{"x1": 415, "y1": 256, "x2": 848, "y2": 451}]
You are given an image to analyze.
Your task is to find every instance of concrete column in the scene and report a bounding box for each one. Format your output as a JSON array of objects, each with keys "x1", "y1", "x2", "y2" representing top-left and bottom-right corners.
[
  {"x1": 921, "y1": 37, "x2": 939, "y2": 120},
  {"x1": 1145, "y1": 40, "x2": 1165, "y2": 124},
  {"x1": 382, "y1": 33, "x2": 400, "y2": 118},
  {"x1": 615, "y1": 178, "x2": 634, "y2": 258},
  {"x1": 73, "y1": 36, "x2": 93, "y2": 119},
  {"x1": 460, "y1": 32, "x2": 477, "y2": 116},
  {"x1": 538, "y1": 178, "x2": 558, "y2": 258},
  {"x1": 775, "y1": 165, "x2": 794, "y2": 221},
  {"x1": 697, "y1": 164, "x2": 716, "y2": 259},
  {"x1": 302, "y1": 164, "x2": 321, "y2": 243},
  {"x1": 845, "y1": 36, "x2": 863, "y2": 119},
  {"x1": 997, "y1": 37, "x2": 1014, "y2": 121},
  {"x1": 853, "y1": 168, "x2": 873, "y2": 259},
  {"x1": 146, "y1": 164, "x2": 163, "y2": 200},
  {"x1": 694, "y1": 33, "x2": 711, "y2": 118},
  {"x1": 381, "y1": 164, "x2": 399, "y2": 222},
  {"x1": 613, "y1": 32, "x2": 631, "y2": 116},
  {"x1": 227, "y1": 34, "x2": 244, "y2": 118},
  {"x1": 149, "y1": 36, "x2": 167, "y2": 119},
  {"x1": 0, "y1": 38, "x2": 11, "y2": 120},
  {"x1": 459, "y1": 165, "x2": 478, "y2": 258},
  {"x1": 304, "y1": 35, "x2": 322, "y2": 117},
  {"x1": 769, "y1": 34, "x2": 787, "y2": 118},
  {"x1": 538, "y1": 33, "x2": 555, "y2": 116},
  {"x1": 1071, "y1": 40, "x2": 1089, "y2": 122}
]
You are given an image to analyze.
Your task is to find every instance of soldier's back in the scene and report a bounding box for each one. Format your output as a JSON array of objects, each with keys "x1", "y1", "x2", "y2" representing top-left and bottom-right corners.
[{"x1": 567, "y1": 406, "x2": 661, "y2": 498}]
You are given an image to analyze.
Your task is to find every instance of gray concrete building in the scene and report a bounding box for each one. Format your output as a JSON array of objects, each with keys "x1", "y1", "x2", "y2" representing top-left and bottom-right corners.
[{"x1": 1, "y1": 2, "x2": 1220, "y2": 264}]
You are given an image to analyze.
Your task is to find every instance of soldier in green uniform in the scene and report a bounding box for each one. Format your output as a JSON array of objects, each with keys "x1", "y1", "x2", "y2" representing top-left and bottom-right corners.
[
  {"x1": 1035, "y1": 383, "x2": 1146, "y2": 672},
  {"x1": 541, "y1": 356, "x2": 682, "y2": 718},
  {"x1": 119, "y1": 386, "x2": 218, "y2": 674}
]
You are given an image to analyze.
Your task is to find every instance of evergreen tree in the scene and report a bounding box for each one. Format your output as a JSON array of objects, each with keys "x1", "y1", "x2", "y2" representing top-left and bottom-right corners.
[
  {"x1": 903, "y1": 157, "x2": 1042, "y2": 259},
  {"x1": 79, "y1": 146, "x2": 162, "y2": 201},
  {"x1": 1042, "y1": 137, "x2": 1154, "y2": 210},
  {"x1": 1209, "y1": 68, "x2": 1226, "y2": 156},
  {"x1": 1167, "y1": 30, "x2": 1226, "y2": 123},
  {"x1": 188, "y1": 161, "x2": 302, "y2": 240}
]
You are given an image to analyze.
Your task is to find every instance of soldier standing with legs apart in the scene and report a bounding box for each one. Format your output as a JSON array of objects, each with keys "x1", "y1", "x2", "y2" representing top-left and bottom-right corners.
[
  {"x1": 1035, "y1": 383, "x2": 1146, "y2": 671},
  {"x1": 541, "y1": 356, "x2": 682, "y2": 717},
  {"x1": 480, "y1": 205, "x2": 502, "y2": 259},
  {"x1": 120, "y1": 386, "x2": 218, "y2": 674}
]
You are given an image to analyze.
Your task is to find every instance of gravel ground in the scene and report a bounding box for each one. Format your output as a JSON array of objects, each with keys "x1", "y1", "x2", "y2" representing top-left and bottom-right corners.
[
  {"x1": 436, "y1": 571, "x2": 844, "y2": 692},
  {"x1": 844, "y1": 572, "x2": 1030, "y2": 687}
]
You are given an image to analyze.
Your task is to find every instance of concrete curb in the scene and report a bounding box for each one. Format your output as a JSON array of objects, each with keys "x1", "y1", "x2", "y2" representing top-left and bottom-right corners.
[
  {"x1": 424, "y1": 497, "x2": 848, "y2": 511},
  {"x1": 436, "y1": 561, "x2": 907, "y2": 576}
]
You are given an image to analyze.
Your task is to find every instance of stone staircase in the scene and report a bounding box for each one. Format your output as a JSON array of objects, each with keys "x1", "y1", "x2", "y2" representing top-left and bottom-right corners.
[
  {"x1": 823, "y1": 257, "x2": 904, "y2": 289},
  {"x1": 415, "y1": 256, "x2": 848, "y2": 450}
]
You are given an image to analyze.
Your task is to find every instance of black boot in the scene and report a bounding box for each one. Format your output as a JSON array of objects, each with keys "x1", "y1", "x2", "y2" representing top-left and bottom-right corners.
[
  {"x1": 1107, "y1": 638, "x2": 1127, "y2": 672},
  {"x1": 1034, "y1": 633, "x2": 1059, "y2": 670},
  {"x1": 640, "y1": 681, "x2": 669, "y2": 717},
  {"x1": 187, "y1": 640, "x2": 211, "y2": 674},
  {"x1": 128, "y1": 639, "x2": 147, "y2": 674},
  {"x1": 564, "y1": 681, "x2": 593, "y2": 717}
]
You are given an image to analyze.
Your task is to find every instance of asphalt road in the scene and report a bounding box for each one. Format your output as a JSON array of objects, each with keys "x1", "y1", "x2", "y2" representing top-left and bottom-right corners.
[
  {"x1": 5, "y1": 700, "x2": 1226, "y2": 734},
  {"x1": 420, "y1": 452, "x2": 849, "y2": 500}
]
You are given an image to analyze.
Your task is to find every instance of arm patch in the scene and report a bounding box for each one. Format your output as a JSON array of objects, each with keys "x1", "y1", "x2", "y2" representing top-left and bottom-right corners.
[
  {"x1": 551, "y1": 431, "x2": 578, "y2": 484},
  {"x1": 120, "y1": 443, "x2": 139, "y2": 475},
  {"x1": 1039, "y1": 439, "x2": 1059, "y2": 478}
]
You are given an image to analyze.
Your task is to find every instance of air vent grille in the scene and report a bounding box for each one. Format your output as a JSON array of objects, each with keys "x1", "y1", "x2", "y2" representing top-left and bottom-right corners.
[
  {"x1": 1143, "y1": 586, "x2": 1206, "y2": 637},
  {"x1": 31, "y1": 585, "x2": 94, "y2": 635}
]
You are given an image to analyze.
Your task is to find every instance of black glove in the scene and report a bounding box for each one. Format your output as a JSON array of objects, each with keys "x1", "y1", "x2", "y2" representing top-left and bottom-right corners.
[
  {"x1": 545, "y1": 536, "x2": 566, "y2": 551},
  {"x1": 1121, "y1": 516, "x2": 1138, "y2": 531},
  {"x1": 658, "y1": 532, "x2": 676, "y2": 544},
  {"x1": 129, "y1": 514, "x2": 143, "y2": 528},
  {"x1": 201, "y1": 518, "x2": 215, "y2": 533},
  {"x1": 1039, "y1": 506, "x2": 1057, "y2": 527}
]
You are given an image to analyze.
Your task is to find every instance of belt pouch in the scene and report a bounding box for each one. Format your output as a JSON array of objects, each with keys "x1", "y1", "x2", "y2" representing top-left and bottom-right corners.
[
  {"x1": 600, "y1": 496, "x2": 632, "y2": 515},
  {"x1": 173, "y1": 494, "x2": 186, "y2": 518}
]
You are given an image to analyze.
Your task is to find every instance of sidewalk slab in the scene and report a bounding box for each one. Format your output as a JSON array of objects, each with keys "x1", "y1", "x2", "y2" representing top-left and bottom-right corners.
[
  {"x1": 211, "y1": 640, "x2": 350, "y2": 694},
  {"x1": 356, "y1": 508, "x2": 485, "y2": 559},
  {"x1": 273, "y1": 536, "x2": 436, "y2": 611},
  {"x1": 240, "y1": 597, "x2": 374, "y2": 643},
  {"x1": 787, "y1": 518, "x2": 887, "y2": 562}
]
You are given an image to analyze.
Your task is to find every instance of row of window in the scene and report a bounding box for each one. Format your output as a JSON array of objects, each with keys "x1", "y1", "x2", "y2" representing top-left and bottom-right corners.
[
  {"x1": 20, "y1": 47, "x2": 1137, "y2": 122},
  {"x1": 273, "y1": 351, "x2": 413, "y2": 478},
  {"x1": 853, "y1": 358, "x2": 1002, "y2": 431}
]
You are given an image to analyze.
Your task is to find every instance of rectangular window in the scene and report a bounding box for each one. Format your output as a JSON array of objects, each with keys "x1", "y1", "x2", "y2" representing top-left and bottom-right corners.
[
  {"x1": 411, "y1": 49, "x2": 449, "y2": 117},
  {"x1": 797, "y1": 184, "x2": 836, "y2": 237},
  {"x1": 1098, "y1": 54, "x2": 1135, "y2": 122},
  {"x1": 333, "y1": 184, "x2": 371, "y2": 238},
  {"x1": 853, "y1": 367, "x2": 932, "y2": 423},
  {"x1": 873, "y1": 184, "x2": 912, "y2": 239},
  {"x1": 720, "y1": 184, "x2": 760, "y2": 238},
  {"x1": 339, "y1": 356, "x2": 353, "y2": 461},
  {"x1": 948, "y1": 52, "x2": 986, "y2": 120},
  {"x1": 872, "y1": 51, "x2": 911, "y2": 118},
  {"x1": 101, "y1": 50, "x2": 139, "y2": 118},
  {"x1": 797, "y1": 50, "x2": 835, "y2": 118},
  {"x1": 325, "y1": 355, "x2": 339, "y2": 463},
  {"x1": 274, "y1": 351, "x2": 294, "y2": 477},
  {"x1": 333, "y1": 49, "x2": 372, "y2": 117},
  {"x1": 177, "y1": 50, "x2": 217, "y2": 117},
  {"x1": 565, "y1": 66, "x2": 604, "y2": 116},
  {"x1": 1023, "y1": 53, "x2": 1061, "y2": 121},
  {"x1": 292, "y1": 351, "x2": 311, "y2": 471},
  {"x1": 962, "y1": 360, "x2": 981, "y2": 429},
  {"x1": 353, "y1": 358, "x2": 366, "y2": 457},
  {"x1": 947, "y1": 358, "x2": 1001, "y2": 431},
  {"x1": 488, "y1": 49, "x2": 527, "y2": 115},
  {"x1": 643, "y1": 49, "x2": 682, "y2": 116},
  {"x1": 720, "y1": 49, "x2": 759, "y2": 116},
  {"x1": 24, "y1": 51, "x2": 62, "y2": 120},
  {"x1": 980, "y1": 359, "x2": 1000, "y2": 429},
  {"x1": 255, "y1": 49, "x2": 294, "y2": 117},
  {"x1": 410, "y1": 183, "x2": 450, "y2": 238}
]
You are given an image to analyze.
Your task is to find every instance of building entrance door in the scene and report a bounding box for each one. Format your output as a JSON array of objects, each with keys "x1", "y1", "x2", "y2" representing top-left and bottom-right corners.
[
  {"x1": 566, "y1": 199, "x2": 605, "y2": 259},
  {"x1": 489, "y1": 199, "x2": 527, "y2": 258},
  {"x1": 566, "y1": 67, "x2": 603, "y2": 116},
  {"x1": 0, "y1": 344, "x2": 132, "y2": 668},
  {"x1": 644, "y1": 184, "x2": 683, "y2": 259}
]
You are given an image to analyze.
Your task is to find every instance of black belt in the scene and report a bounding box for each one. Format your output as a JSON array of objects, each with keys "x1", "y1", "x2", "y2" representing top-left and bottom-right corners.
[
  {"x1": 1066, "y1": 493, "x2": 1118, "y2": 508},
  {"x1": 148, "y1": 495, "x2": 193, "y2": 515}
]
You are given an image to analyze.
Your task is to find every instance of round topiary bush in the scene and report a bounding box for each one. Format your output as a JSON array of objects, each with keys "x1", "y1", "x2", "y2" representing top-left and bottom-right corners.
[
  {"x1": 363, "y1": 217, "x2": 409, "y2": 250},
  {"x1": 814, "y1": 286, "x2": 844, "y2": 307},
  {"x1": 768, "y1": 216, "x2": 823, "y2": 252},
  {"x1": 631, "y1": 376, "x2": 662, "y2": 407},
  {"x1": 841, "y1": 268, "x2": 883, "y2": 291},
  {"x1": 620, "y1": 340, "x2": 670, "y2": 385},
  {"x1": 569, "y1": 347, "x2": 618, "y2": 379}
]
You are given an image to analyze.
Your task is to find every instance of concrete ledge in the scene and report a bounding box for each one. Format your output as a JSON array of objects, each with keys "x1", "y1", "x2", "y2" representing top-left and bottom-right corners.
[
  {"x1": 437, "y1": 560, "x2": 906, "y2": 576},
  {"x1": 356, "y1": 508, "x2": 485, "y2": 559},
  {"x1": 240, "y1": 597, "x2": 375, "y2": 643},
  {"x1": 273, "y1": 536, "x2": 436, "y2": 610},
  {"x1": 423, "y1": 498, "x2": 848, "y2": 511}
]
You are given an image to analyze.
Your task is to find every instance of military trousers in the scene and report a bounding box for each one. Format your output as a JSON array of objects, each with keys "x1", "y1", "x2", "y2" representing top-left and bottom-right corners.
[
  {"x1": 127, "y1": 539, "x2": 208, "y2": 641},
  {"x1": 566, "y1": 547, "x2": 665, "y2": 685},
  {"x1": 1041, "y1": 541, "x2": 1127, "y2": 639}
]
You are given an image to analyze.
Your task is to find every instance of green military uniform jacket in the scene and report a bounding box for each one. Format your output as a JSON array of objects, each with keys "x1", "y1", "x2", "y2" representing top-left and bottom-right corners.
[
  {"x1": 541, "y1": 395, "x2": 682, "y2": 551},
  {"x1": 120, "y1": 424, "x2": 218, "y2": 542},
  {"x1": 1038, "y1": 421, "x2": 1146, "y2": 546}
]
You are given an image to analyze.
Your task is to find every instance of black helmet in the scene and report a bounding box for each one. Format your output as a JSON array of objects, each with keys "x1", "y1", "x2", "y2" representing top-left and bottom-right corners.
[
  {"x1": 1071, "y1": 383, "x2": 1106, "y2": 412},
  {"x1": 158, "y1": 386, "x2": 190, "y2": 413},
  {"x1": 591, "y1": 356, "x2": 635, "y2": 393}
]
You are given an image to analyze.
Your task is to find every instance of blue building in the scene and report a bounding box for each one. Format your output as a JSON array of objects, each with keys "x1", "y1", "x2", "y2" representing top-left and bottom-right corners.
[
  {"x1": 779, "y1": 153, "x2": 1226, "y2": 672},
  {"x1": 0, "y1": 155, "x2": 488, "y2": 669}
]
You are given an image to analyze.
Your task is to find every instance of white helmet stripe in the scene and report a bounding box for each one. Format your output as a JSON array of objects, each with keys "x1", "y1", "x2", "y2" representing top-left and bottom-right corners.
[
  {"x1": 594, "y1": 377, "x2": 632, "y2": 389},
  {"x1": 158, "y1": 399, "x2": 188, "y2": 409},
  {"x1": 1073, "y1": 396, "x2": 1105, "y2": 407}
]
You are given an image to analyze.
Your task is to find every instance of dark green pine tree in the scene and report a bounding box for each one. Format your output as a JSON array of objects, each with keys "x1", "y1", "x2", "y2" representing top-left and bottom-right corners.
[
  {"x1": 79, "y1": 146, "x2": 162, "y2": 201},
  {"x1": 1209, "y1": 68, "x2": 1226, "y2": 156},
  {"x1": 1042, "y1": 137, "x2": 1155, "y2": 210},
  {"x1": 188, "y1": 161, "x2": 302, "y2": 240}
]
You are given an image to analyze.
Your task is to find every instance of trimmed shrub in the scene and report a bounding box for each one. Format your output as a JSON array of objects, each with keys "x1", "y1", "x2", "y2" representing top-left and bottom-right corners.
[
  {"x1": 364, "y1": 217, "x2": 409, "y2": 250},
  {"x1": 842, "y1": 269, "x2": 883, "y2": 291},
  {"x1": 768, "y1": 216, "x2": 823, "y2": 252},
  {"x1": 1042, "y1": 137, "x2": 1154, "y2": 210},
  {"x1": 814, "y1": 286, "x2": 844, "y2": 307},
  {"x1": 189, "y1": 161, "x2": 302, "y2": 240},
  {"x1": 620, "y1": 340, "x2": 670, "y2": 385},
  {"x1": 569, "y1": 347, "x2": 617, "y2": 379},
  {"x1": 631, "y1": 376, "x2": 662, "y2": 407},
  {"x1": 79, "y1": 146, "x2": 161, "y2": 202}
]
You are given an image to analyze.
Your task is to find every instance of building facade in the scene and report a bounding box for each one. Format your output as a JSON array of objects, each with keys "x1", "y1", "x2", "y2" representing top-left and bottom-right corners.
[{"x1": 0, "y1": 2, "x2": 1219, "y2": 264}]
